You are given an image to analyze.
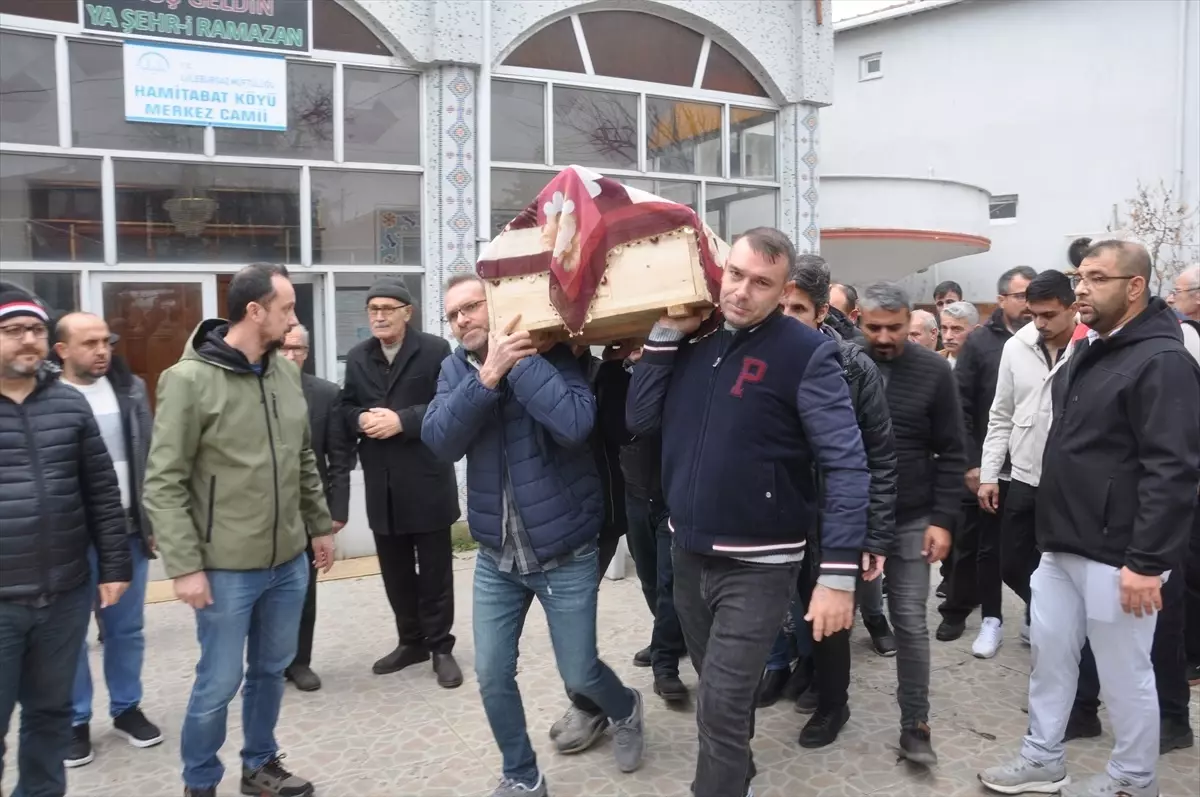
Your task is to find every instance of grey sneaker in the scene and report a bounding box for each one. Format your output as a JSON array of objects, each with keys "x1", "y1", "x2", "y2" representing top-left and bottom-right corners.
[
  {"x1": 611, "y1": 688, "x2": 645, "y2": 773},
  {"x1": 979, "y1": 755, "x2": 1069, "y2": 794},
  {"x1": 490, "y1": 774, "x2": 548, "y2": 797},
  {"x1": 1062, "y1": 773, "x2": 1158, "y2": 797},
  {"x1": 550, "y1": 704, "x2": 607, "y2": 754},
  {"x1": 240, "y1": 755, "x2": 313, "y2": 797}
]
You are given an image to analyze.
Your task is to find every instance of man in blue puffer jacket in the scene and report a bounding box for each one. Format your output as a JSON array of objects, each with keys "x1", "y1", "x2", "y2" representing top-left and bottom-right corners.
[{"x1": 422, "y1": 274, "x2": 645, "y2": 797}]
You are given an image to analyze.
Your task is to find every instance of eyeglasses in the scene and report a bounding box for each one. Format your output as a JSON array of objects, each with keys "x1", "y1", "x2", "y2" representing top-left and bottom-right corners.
[
  {"x1": 444, "y1": 299, "x2": 486, "y2": 323},
  {"x1": 281, "y1": 345, "x2": 309, "y2": 353},
  {"x1": 999, "y1": 292, "x2": 1028, "y2": 301},
  {"x1": 1168, "y1": 286, "x2": 1199, "y2": 297},
  {"x1": 0, "y1": 323, "x2": 48, "y2": 342},
  {"x1": 366, "y1": 303, "x2": 408, "y2": 317},
  {"x1": 1070, "y1": 274, "x2": 1136, "y2": 289}
]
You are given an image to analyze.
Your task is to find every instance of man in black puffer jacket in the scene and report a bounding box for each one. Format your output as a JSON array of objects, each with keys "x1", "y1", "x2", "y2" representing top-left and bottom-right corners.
[
  {"x1": 0, "y1": 283, "x2": 130, "y2": 797},
  {"x1": 757, "y1": 255, "x2": 898, "y2": 749}
]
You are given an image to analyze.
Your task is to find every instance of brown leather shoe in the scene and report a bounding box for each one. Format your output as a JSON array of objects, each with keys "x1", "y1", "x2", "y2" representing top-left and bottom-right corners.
[{"x1": 432, "y1": 652, "x2": 463, "y2": 688}]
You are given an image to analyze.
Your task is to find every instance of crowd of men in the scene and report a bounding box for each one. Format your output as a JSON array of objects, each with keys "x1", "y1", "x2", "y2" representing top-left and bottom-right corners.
[{"x1": 0, "y1": 230, "x2": 1198, "y2": 797}]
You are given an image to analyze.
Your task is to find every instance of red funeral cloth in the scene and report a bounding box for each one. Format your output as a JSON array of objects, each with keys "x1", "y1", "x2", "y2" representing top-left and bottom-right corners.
[{"x1": 477, "y1": 165, "x2": 725, "y2": 334}]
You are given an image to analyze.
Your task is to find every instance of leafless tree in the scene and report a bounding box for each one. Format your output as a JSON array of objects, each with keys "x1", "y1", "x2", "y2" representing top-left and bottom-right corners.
[{"x1": 1112, "y1": 180, "x2": 1199, "y2": 295}]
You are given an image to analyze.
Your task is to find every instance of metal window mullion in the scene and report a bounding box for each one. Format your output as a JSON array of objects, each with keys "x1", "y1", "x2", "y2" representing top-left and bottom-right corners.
[
  {"x1": 101, "y1": 155, "x2": 116, "y2": 265},
  {"x1": 722, "y1": 103, "x2": 731, "y2": 179},
  {"x1": 693, "y1": 37, "x2": 711, "y2": 90},
  {"x1": 545, "y1": 81, "x2": 555, "y2": 166},
  {"x1": 570, "y1": 15, "x2": 594, "y2": 76},
  {"x1": 300, "y1": 165, "x2": 313, "y2": 266},
  {"x1": 54, "y1": 35, "x2": 71, "y2": 148},
  {"x1": 334, "y1": 63, "x2": 346, "y2": 164},
  {"x1": 637, "y1": 92, "x2": 647, "y2": 173},
  {"x1": 203, "y1": 125, "x2": 215, "y2": 157}
]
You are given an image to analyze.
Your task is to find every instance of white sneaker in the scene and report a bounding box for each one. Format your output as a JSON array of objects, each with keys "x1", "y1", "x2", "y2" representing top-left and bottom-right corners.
[{"x1": 972, "y1": 617, "x2": 1003, "y2": 658}]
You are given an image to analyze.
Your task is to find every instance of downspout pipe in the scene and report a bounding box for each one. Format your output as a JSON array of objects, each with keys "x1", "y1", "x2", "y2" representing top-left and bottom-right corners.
[
  {"x1": 477, "y1": 0, "x2": 493, "y2": 260},
  {"x1": 1175, "y1": 0, "x2": 1188, "y2": 196}
]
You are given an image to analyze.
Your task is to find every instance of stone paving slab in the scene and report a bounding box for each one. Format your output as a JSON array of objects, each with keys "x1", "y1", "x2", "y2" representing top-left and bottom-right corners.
[{"x1": 4, "y1": 552, "x2": 1198, "y2": 796}]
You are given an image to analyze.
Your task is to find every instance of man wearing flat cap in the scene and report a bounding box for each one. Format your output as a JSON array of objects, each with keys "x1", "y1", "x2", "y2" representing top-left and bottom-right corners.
[{"x1": 338, "y1": 278, "x2": 463, "y2": 687}]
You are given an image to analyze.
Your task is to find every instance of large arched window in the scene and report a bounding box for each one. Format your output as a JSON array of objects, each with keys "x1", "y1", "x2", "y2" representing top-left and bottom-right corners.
[{"x1": 491, "y1": 10, "x2": 778, "y2": 243}]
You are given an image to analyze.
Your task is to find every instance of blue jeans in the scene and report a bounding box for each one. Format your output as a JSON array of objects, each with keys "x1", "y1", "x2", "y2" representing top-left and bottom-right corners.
[
  {"x1": 181, "y1": 553, "x2": 309, "y2": 790},
  {"x1": 72, "y1": 537, "x2": 150, "y2": 725},
  {"x1": 474, "y1": 544, "x2": 635, "y2": 786},
  {"x1": 0, "y1": 582, "x2": 92, "y2": 797}
]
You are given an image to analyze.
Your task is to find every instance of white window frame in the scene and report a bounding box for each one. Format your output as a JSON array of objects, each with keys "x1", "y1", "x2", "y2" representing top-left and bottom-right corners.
[
  {"x1": 989, "y1": 193, "x2": 1019, "y2": 225},
  {"x1": 491, "y1": 14, "x2": 781, "y2": 230},
  {"x1": 859, "y1": 52, "x2": 883, "y2": 82}
]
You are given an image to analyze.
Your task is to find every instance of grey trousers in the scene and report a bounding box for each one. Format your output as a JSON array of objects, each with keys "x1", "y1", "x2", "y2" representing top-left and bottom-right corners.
[
  {"x1": 1022, "y1": 552, "x2": 1160, "y2": 788},
  {"x1": 673, "y1": 546, "x2": 800, "y2": 797},
  {"x1": 886, "y1": 517, "x2": 932, "y2": 729}
]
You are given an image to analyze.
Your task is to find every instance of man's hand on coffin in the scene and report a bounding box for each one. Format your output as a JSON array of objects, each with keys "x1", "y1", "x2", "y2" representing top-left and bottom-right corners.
[
  {"x1": 480, "y1": 315, "x2": 538, "y2": 388},
  {"x1": 656, "y1": 308, "x2": 706, "y2": 335}
]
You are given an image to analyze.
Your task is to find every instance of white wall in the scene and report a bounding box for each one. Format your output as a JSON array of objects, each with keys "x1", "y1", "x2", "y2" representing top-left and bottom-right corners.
[{"x1": 823, "y1": 0, "x2": 1200, "y2": 302}]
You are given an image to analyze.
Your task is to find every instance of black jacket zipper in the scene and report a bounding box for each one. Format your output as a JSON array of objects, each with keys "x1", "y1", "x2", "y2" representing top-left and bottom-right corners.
[
  {"x1": 259, "y1": 378, "x2": 280, "y2": 568},
  {"x1": 685, "y1": 331, "x2": 735, "y2": 524},
  {"x1": 18, "y1": 403, "x2": 52, "y2": 597},
  {"x1": 205, "y1": 475, "x2": 216, "y2": 543}
]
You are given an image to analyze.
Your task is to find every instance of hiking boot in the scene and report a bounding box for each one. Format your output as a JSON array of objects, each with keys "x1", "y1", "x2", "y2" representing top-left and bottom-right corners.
[
  {"x1": 755, "y1": 668, "x2": 790, "y2": 707},
  {"x1": 64, "y1": 723, "x2": 93, "y2": 768},
  {"x1": 863, "y1": 614, "x2": 897, "y2": 657},
  {"x1": 284, "y1": 665, "x2": 322, "y2": 692},
  {"x1": 185, "y1": 788, "x2": 217, "y2": 797},
  {"x1": 1161, "y1": 716, "x2": 1195, "y2": 754},
  {"x1": 971, "y1": 617, "x2": 1003, "y2": 659},
  {"x1": 936, "y1": 619, "x2": 965, "y2": 642},
  {"x1": 114, "y1": 705, "x2": 164, "y2": 748},
  {"x1": 432, "y1": 652, "x2": 463, "y2": 689},
  {"x1": 611, "y1": 688, "x2": 645, "y2": 773},
  {"x1": 798, "y1": 704, "x2": 850, "y2": 749},
  {"x1": 372, "y1": 644, "x2": 430, "y2": 675},
  {"x1": 978, "y1": 754, "x2": 1069, "y2": 794},
  {"x1": 899, "y1": 723, "x2": 938, "y2": 767},
  {"x1": 654, "y1": 673, "x2": 689, "y2": 704},
  {"x1": 632, "y1": 645, "x2": 652, "y2": 667},
  {"x1": 1061, "y1": 772, "x2": 1158, "y2": 797},
  {"x1": 240, "y1": 755, "x2": 313, "y2": 797},
  {"x1": 794, "y1": 686, "x2": 819, "y2": 715},
  {"x1": 490, "y1": 774, "x2": 547, "y2": 797},
  {"x1": 549, "y1": 704, "x2": 607, "y2": 753},
  {"x1": 1063, "y1": 710, "x2": 1102, "y2": 741}
]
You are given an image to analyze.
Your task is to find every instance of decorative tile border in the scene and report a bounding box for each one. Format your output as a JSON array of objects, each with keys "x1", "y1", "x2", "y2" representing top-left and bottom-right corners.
[{"x1": 799, "y1": 103, "x2": 820, "y2": 253}]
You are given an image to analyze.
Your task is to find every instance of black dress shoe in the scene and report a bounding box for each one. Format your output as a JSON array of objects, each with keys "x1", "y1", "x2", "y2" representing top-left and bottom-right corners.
[
  {"x1": 1161, "y1": 717, "x2": 1195, "y2": 754},
  {"x1": 863, "y1": 614, "x2": 897, "y2": 657},
  {"x1": 934, "y1": 580, "x2": 947, "y2": 599},
  {"x1": 798, "y1": 704, "x2": 850, "y2": 749},
  {"x1": 755, "y1": 669, "x2": 790, "y2": 708},
  {"x1": 372, "y1": 644, "x2": 430, "y2": 675},
  {"x1": 1188, "y1": 662, "x2": 1200, "y2": 686},
  {"x1": 432, "y1": 652, "x2": 463, "y2": 688},
  {"x1": 632, "y1": 645, "x2": 653, "y2": 667},
  {"x1": 653, "y1": 673, "x2": 689, "y2": 704},
  {"x1": 794, "y1": 687, "x2": 819, "y2": 715},
  {"x1": 781, "y1": 658, "x2": 813, "y2": 701},
  {"x1": 285, "y1": 665, "x2": 322, "y2": 692},
  {"x1": 935, "y1": 620, "x2": 965, "y2": 642},
  {"x1": 1063, "y1": 710, "x2": 1102, "y2": 741}
]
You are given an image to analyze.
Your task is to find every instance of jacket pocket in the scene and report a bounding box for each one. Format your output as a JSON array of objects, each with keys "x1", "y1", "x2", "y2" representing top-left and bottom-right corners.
[{"x1": 205, "y1": 476, "x2": 216, "y2": 543}]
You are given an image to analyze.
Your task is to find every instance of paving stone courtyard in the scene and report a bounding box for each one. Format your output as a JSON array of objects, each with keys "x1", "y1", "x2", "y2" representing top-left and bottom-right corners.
[{"x1": 5, "y1": 551, "x2": 1198, "y2": 796}]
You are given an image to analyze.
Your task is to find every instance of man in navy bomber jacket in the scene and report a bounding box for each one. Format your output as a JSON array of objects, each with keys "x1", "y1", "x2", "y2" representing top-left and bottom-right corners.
[{"x1": 627, "y1": 227, "x2": 870, "y2": 797}]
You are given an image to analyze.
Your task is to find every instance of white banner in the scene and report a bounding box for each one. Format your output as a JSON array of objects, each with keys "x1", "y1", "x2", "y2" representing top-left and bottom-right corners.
[{"x1": 123, "y1": 42, "x2": 287, "y2": 132}]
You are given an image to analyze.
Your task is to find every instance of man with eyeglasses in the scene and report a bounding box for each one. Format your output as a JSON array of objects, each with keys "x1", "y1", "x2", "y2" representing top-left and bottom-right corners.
[
  {"x1": 979, "y1": 240, "x2": 1200, "y2": 797},
  {"x1": 937, "y1": 266, "x2": 1036, "y2": 659},
  {"x1": 278, "y1": 325, "x2": 356, "y2": 692},
  {"x1": 339, "y1": 278, "x2": 462, "y2": 687},
  {"x1": 0, "y1": 282, "x2": 131, "y2": 797}
]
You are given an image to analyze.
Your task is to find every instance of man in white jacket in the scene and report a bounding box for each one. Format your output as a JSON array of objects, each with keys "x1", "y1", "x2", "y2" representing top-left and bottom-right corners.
[{"x1": 977, "y1": 270, "x2": 1077, "y2": 650}]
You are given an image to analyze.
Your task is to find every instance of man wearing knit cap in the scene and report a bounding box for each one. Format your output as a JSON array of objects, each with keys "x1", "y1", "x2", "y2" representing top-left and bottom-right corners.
[
  {"x1": 0, "y1": 282, "x2": 131, "y2": 797},
  {"x1": 339, "y1": 277, "x2": 463, "y2": 687}
]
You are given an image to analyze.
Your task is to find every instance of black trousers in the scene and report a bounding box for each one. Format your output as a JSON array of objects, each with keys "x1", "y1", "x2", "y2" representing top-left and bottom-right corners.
[
  {"x1": 569, "y1": 521, "x2": 625, "y2": 715},
  {"x1": 374, "y1": 526, "x2": 456, "y2": 654},
  {"x1": 939, "y1": 482, "x2": 1007, "y2": 624},
  {"x1": 1000, "y1": 479, "x2": 1041, "y2": 623},
  {"x1": 1184, "y1": 510, "x2": 1200, "y2": 667},
  {"x1": 624, "y1": 495, "x2": 687, "y2": 677},
  {"x1": 796, "y1": 557, "x2": 851, "y2": 712},
  {"x1": 292, "y1": 540, "x2": 318, "y2": 668},
  {"x1": 1074, "y1": 563, "x2": 1190, "y2": 724}
]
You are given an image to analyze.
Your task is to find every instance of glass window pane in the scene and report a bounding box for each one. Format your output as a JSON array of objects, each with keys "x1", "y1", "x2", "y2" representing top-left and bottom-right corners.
[
  {"x1": 622, "y1": 177, "x2": 699, "y2": 212},
  {"x1": 701, "y1": 43, "x2": 769, "y2": 98},
  {"x1": 490, "y1": 169, "x2": 552, "y2": 238},
  {"x1": 645, "y1": 97, "x2": 720, "y2": 177},
  {"x1": 502, "y1": 18, "x2": 585, "y2": 73},
  {"x1": 70, "y1": 40, "x2": 204, "y2": 153},
  {"x1": 215, "y1": 62, "x2": 334, "y2": 159},
  {"x1": 344, "y1": 68, "x2": 420, "y2": 164},
  {"x1": 333, "y1": 272, "x2": 424, "y2": 380},
  {"x1": 0, "y1": 271, "x2": 79, "y2": 317},
  {"x1": 113, "y1": 161, "x2": 300, "y2": 263},
  {"x1": 580, "y1": 11, "x2": 703, "y2": 87},
  {"x1": 730, "y1": 108, "x2": 777, "y2": 180},
  {"x1": 312, "y1": 0, "x2": 391, "y2": 56},
  {"x1": 705, "y1": 185, "x2": 778, "y2": 242},
  {"x1": 493, "y1": 80, "x2": 545, "y2": 163},
  {"x1": 0, "y1": 0, "x2": 78, "y2": 23},
  {"x1": 552, "y1": 86, "x2": 637, "y2": 170},
  {"x1": 312, "y1": 171, "x2": 421, "y2": 265},
  {"x1": 0, "y1": 33, "x2": 57, "y2": 145},
  {"x1": 0, "y1": 154, "x2": 103, "y2": 263}
]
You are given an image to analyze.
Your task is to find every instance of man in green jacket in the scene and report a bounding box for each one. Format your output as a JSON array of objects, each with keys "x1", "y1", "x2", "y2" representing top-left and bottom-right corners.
[{"x1": 143, "y1": 263, "x2": 334, "y2": 797}]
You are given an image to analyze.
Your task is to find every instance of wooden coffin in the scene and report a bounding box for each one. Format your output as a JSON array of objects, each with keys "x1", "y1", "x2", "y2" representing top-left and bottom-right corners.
[{"x1": 483, "y1": 224, "x2": 729, "y2": 347}]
